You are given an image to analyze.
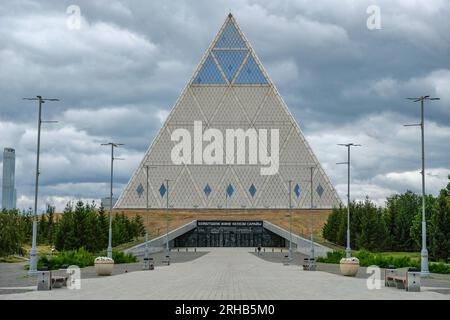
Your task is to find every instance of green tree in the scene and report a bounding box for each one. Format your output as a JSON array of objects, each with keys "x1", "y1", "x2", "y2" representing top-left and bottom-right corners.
[
  {"x1": 0, "y1": 209, "x2": 25, "y2": 256},
  {"x1": 46, "y1": 204, "x2": 56, "y2": 245},
  {"x1": 131, "y1": 214, "x2": 146, "y2": 239},
  {"x1": 409, "y1": 194, "x2": 436, "y2": 251},
  {"x1": 55, "y1": 202, "x2": 76, "y2": 251},
  {"x1": 356, "y1": 198, "x2": 386, "y2": 251},
  {"x1": 38, "y1": 212, "x2": 47, "y2": 244},
  {"x1": 20, "y1": 208, "x2": 33, "y2": 244},
  {"x1": 385, "y1": 191, "x2": 421, "y2": 251},
  {"x1": 323, "y1": 205, "x2": 343, "y2": 243},
  {"x1": 97, "y1": 204, "x2": 109, "y2": 250},
  {"x1": 430, "y1": 183, "x2": 450, "y2": 261}
]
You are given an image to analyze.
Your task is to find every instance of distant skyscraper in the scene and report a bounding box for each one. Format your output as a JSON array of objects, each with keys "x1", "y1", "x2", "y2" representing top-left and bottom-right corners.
[{"x1": 2, "y1": 148, "x2": 16, "y2": 210}]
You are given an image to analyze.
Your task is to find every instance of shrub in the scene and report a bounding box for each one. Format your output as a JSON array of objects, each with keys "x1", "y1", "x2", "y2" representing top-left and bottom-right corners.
[
  {"x1": 317, "y1": 249, "x2": 423, "y2": 270},
  {"x1": 37, "y1": 248, "x2": 95, "y2": 270},
  {"x1": 429, "y1": 262, "x2": 450, "y2": 274},
  {"x1": 316, "y1": 250, "x2": 345, "y2": 264},
  {"x1": 97, "y1": 250, "x2": 138, "y2": 264},
  {"x1": 36, "y1": 248, "x2": 137, "y2": 270}
]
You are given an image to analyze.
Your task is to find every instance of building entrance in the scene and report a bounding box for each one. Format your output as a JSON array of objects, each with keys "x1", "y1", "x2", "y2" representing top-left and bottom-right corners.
[{"x1": 173, "y1": 221, "x2": 286, "y2": 248}]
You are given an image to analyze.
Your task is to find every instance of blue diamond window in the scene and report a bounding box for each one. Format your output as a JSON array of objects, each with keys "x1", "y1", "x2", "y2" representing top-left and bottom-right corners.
[
  {"x1": 159, "y1": 183, "x2": 167, "y2": 197},
  {"x1": 214, "y1": 20, "x2": 246, "y2": 49},
  {"x1": 213, "y1": 50, "x2": 247, "y2": 82},
  {"x1": 193, "y1": 53, "x2": 226, "y2": 84},
  {"x1": 294, "y1": 184, "x2": 301, "y2": 198},
  {"x1": 136, "y1": 183, "x2": 144, "y2": 198},
  {"x1": 249, "y1": 184, "x2": 257, "y2": 197},
  {"x1": 226, "y1": 184, "x2": 234, "y2": 197},
  {"x1": 235, "y1": 55, "x2": 267, "y2": 84},
  {"x1": 316, "y1": 184, "x2": 324, "y2": 197},
  {"x1": 204, "y1": 184, "x2": 212, "y2": 197}
]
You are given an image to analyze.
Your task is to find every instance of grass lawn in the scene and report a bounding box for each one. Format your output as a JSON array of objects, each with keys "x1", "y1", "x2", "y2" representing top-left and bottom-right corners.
[
  {"x1": 378, "y1": 251, "x2": 421, "y2": 261},
  {"x1": 114, "y1": 236, "x2": 145, "y2": 251},
  {"x1": 0, "y1": 256, "x2": 28, "y2": 263},
  {"x1": 21, "y1": 244, "x2": 56, "y2": 256}
]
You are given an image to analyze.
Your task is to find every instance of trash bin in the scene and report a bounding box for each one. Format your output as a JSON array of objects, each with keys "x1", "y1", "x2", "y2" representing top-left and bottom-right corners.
[
  {"x1": 407, "y1": 268, "x2": 420, "y2": 292},
  {"x1": 143, "y1": 257, "x2": 150, "y2": 270},
  {"x1": 149, "y1": 257, "x2": 154, "y2": 270},
  {"x1": 303, "y1": 258, "x2": 316, "y2": 271},
  {"x1": 37, "y1": 271, "x2": 51, "y2": 291}
]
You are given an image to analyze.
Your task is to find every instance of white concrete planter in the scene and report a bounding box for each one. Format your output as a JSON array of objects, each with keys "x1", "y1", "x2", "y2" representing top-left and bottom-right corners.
[
  {"x1": 339, "y1": 257, "x2": 359, "y2": 277},
  {"x1": 94, "y1": 257, "x2": 114, "y2": 276}
]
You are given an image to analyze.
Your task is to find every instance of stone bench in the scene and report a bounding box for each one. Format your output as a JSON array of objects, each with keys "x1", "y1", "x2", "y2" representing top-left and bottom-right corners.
[
  {"x1": 51, "y1": 276, "x2": 68, "y2": 288},
  {"x1": 385, "y1": 268, "x2": 420, "y2": 292}
]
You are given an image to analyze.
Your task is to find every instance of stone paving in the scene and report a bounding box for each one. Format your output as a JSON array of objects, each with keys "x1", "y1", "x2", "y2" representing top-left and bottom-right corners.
[
  {"x1": 253, "y1": 251, "x2": 450, "y2": 293},
  {"x1": 0, "y1": 250, "x2": 206, "y2": 295},
  {"x1": 1, "y1": 248, "x2": 449, "y2": 300}
]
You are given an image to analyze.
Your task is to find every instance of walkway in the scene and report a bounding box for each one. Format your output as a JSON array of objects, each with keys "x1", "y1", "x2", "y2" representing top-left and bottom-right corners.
[{"x1": 1, "y1": 248, "x2": 449, "y2": 300}]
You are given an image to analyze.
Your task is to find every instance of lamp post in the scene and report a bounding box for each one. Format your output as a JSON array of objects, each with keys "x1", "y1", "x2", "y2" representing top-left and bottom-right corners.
[
  {"x1": 165, "y1": 179, "x2": 171, "y2": 256},
  {"x1": 23, "y1": 96, "x2": 59, "y2": 274},
  {"x1": 288, "y1": 180, "x2": 293, "y2": 263},
  {"x1": 144, "y1": 165, "x2": 156, "y2": 260},
  {"x1": 101, "y1": 142, "x2": 124, "y2": 258},
  {"x1": 337, "y1": 143, "x2": 361, "y2": 258},
  {"x1": 309, "y1": 166, "x2": 315, "y2": 259},
  {"x1": 405, "y1": 95, "x2": 440, "y2": 276}
]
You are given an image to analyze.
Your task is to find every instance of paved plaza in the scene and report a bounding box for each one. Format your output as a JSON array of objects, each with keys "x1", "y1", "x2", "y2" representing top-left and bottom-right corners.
[{"x1": 1, "y1": 248, "x2": 449, "y2": 300}]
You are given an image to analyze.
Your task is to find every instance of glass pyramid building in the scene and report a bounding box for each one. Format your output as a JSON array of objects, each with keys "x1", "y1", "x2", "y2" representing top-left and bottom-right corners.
[{"x1": 115, "y1": 14, "x2": 341, "y2": 209}]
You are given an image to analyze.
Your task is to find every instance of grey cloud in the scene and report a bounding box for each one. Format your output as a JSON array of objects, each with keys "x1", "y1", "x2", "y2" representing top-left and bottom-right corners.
[{"x1": 1, "y1": 0, "x2": 449, "y2": 211}]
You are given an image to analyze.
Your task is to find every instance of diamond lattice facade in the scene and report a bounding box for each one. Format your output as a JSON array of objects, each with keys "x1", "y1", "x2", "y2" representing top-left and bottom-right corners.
[{"x1": 115, "y1": 14, "x2": 341, "y2": 209}]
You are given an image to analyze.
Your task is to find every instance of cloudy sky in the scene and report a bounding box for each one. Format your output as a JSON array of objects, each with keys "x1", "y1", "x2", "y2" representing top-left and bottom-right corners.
[{"x1": 0, "y1": 0, "x2": 449, "y2": 212}]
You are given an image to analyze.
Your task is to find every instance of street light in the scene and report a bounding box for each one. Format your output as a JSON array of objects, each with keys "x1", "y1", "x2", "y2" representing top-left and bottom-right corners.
[
  {"x1": 309, "y1": 166, "x2": 316, "y2": 260},
  {"x1": 23, "y1": 96, "x2": 59, "y2": 274},
  {"x1": 404, "y1": 95, "x2": 440, "y2": 276},
  {"x1": 144, "y1": 165, "x2": 156, "y2": 260},
  {"x1": 101, "y1": 142, "x2": 124, "y2": 258},
  {"x1": 287, "y1": 180, "x2": 293, "y2": 263},
  {"x1": 337, "y1": 143, "x2": 361, "y2": 258},
  {"x1": 165, "y1": 179, "x2": 171, "y2": 257}
]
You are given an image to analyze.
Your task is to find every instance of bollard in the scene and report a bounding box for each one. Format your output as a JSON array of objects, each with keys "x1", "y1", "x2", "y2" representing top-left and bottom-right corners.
[
  {"x1": 149, "y1": 258, "x2": 154, "y2": 270},
  {"x1": 37, "y1": 271, "x2": 51, "y2": 291},
  {"x1": 407, "y1": 270, "x2": 421, "y2": 292},
  {"x1": 142, "y1": 258, "x2": 150, "y2": 270}
]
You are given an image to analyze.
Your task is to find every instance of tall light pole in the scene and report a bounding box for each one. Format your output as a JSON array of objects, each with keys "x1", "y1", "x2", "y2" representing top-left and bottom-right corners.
[
  {"x1": 288, "y1": 180, "x2": 293, "y2": 262},
  {"x1": 23, "y1": 96, "x2": 59, "y2": 274},
  {"x1": 405, "y1": 95, "x2": 440, "y2": 276},
  {"x1": 165, "y1": 179, "x2": 171, "y2": 256},
  {"x1": 337, "y1": 143, "x2": 361, "y2": 258},
  {"x1": 309, "y1": 166, "x2": 315, "y2": 260},
  {"x1": 144, "y1": 165, "x2": 156, "y2": 260},
  {"x1": 101, "y1": 142, "x2": 124, "y2": 258}
]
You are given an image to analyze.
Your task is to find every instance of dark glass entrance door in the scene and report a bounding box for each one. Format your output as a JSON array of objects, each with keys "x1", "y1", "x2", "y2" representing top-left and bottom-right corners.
[{"x1": 172, "y1": 221, "x2": 287, "y2": 248}]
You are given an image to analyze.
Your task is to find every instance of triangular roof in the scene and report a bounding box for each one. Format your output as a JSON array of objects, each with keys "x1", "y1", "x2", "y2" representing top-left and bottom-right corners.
[{"x1": 116, "y1": 14, "x2": 341, "y2": 209}]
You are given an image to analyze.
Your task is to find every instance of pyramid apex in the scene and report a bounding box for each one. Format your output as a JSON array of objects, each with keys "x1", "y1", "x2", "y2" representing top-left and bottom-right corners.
[{"x1": 228, "y1": 12, "x2": 233, "y2": 18}]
